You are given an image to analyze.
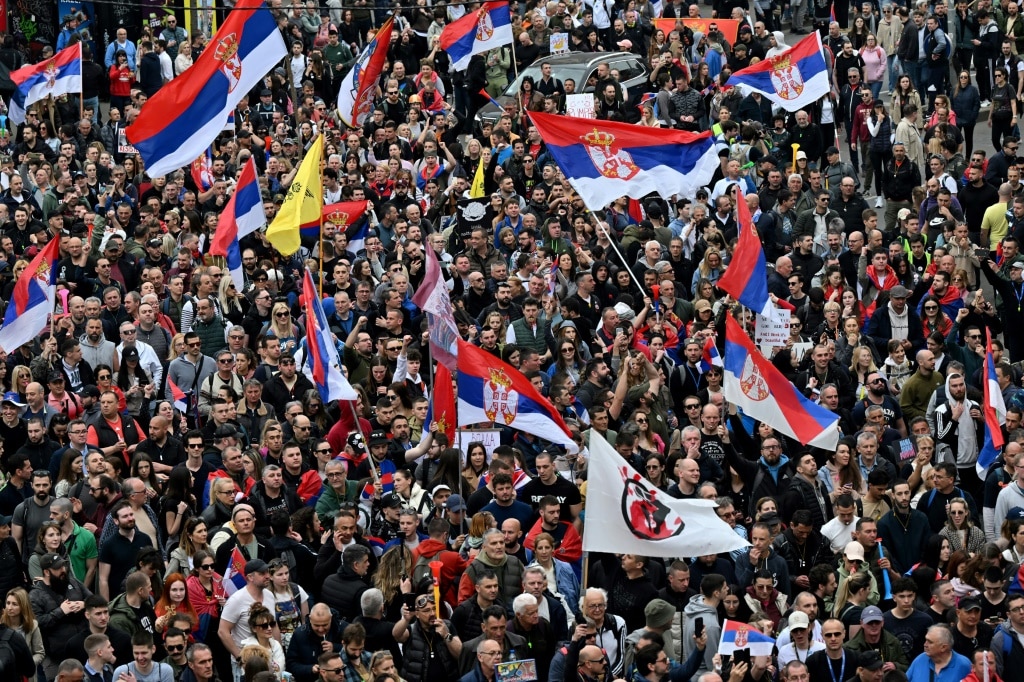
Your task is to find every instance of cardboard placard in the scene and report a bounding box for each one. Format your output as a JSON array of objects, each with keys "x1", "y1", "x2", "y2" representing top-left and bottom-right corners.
[
  {"x1": 117, "y1": 129, "x2": 138, "y2": 155},
  {"x1": 456, "y1": 428, "x2": 502, "y2": 462},
  {"x1": 550, "y1": 32, "x2": 569, "y2": 54},
  {"x1": 565, "y1": 93, "x2": 595, "y2": 119},
  {"x1": 495, "y1": 660, "x2": 538, "y2": 682},
  {"x1": 754, "y1": 308, "x2": 791, "y2": 347}
]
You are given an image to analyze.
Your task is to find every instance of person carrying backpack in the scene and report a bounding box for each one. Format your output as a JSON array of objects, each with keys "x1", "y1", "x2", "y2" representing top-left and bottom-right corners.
[{"x1": 411, "y1": 517, "x2": 469, "y2": 607}]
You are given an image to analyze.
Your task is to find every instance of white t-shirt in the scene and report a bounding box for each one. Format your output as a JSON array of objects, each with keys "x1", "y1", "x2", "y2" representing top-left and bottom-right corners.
[{"x1": 221, "y1": 587, "x2": 277, "y2": 648}]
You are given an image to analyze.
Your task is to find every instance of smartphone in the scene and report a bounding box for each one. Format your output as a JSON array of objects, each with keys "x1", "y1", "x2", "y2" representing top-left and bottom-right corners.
[
  {"x1": 402, "y1": 593, "x2": 417, "y2": 609},
  {"x1": 694, "y1": 617, "x2": 704, "y2": 638},
  {"x1": 733, "y1": 648, "x2": 750, "y2": 666}
]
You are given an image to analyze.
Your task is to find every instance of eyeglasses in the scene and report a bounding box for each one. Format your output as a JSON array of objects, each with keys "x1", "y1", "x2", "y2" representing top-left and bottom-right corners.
[
  {"x1": 823, "y1": 632, "x2": 845, "y2": 637},
  {"x1": 120, "y1": 329, "x2": 136, "y2": 335},
  {"x1": 684, "y1": 403, "x2": 700, "y2": 410},
  {"x1": 949, "y1": 510, "x2": 966, "y2": 515},
  {"x1": 97, "y1": 374, "x2": 111, "y2": 380},
  {"x1": 635, "y1": 418, "x2": 647, "y2": 424},
  {"x1": 924, "y1": 306, "x2": 938, "y2": 311},
  {"x1": 584, "y1": 657, "x2": 608, "y2": 665},
  {"x1": 187, "y1": 341, "x2": 202, "y2": 347},
  {"x1": 561, "y1": 347, "x2": 574, "y2": 353},
  {"x1": 229, "y1": 335, "x2": 245, "y2": 340},
  {"x1": 967, "y1": 335, "x2": 982, "y2": 340},
  {"x1": 386, "y1": 346, "x2": 401, "y2": 351},
  {"x1": 317, "y1": 448, "x2": 333, "y2": 455},
  {"x1": 187, "y1": 443, "x2": 204, "y2": 449}
]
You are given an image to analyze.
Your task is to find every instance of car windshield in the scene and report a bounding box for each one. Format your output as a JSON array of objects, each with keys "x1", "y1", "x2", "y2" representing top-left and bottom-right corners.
[{"x1": 501, "y1": 63, "x2": 591, "y2": 98}]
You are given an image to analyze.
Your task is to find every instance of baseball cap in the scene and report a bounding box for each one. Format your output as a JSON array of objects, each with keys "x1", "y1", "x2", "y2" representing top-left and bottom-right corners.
[
  {"x1": 80, "y1": 385, "x2": 100, "y2": 399},
  {"x1": 1008, "y1": 506, "x2": 1024, "y2": 520},
  {"x1": 860, "y1": 605, "x2": 884, "y2": 623},
  {"x1": 843, "y1": 541, "x2": 866, "y2": 561},
  {"x1": 959, "y1": 597, "x2": 983, "y2": 611},
  {"x1": 1, "y1": 392, "x2": 25, "y2": 408},
  {"x1": 347, "y1": 432, "x2": 366, "y2": 455},
  {"x1": 431, "y1": 484, "x2": 452, "y2": 497},
  {"x1": 283, "y1": 137, "x2": 296, "y2": 145},
  {"x1": 859, "y1": 651, "x2": 884, "y2": 671},
  {"x1": 1011, "y1": 261, "x2": 1024, "y2": 270},
  {"x1": 47, "y1": 371, "x2": 65, "y2": 383},
  {"x1": 0, "y1": 516, "x2": 11, "y2": 527},
  {"x1": 368, "y1": 430, "x2": 389, "y2": 447},
  {"x1": 826, "y1": 146, "x2": 840, "y2": 155},
  {"x1": 147, "y1": 238, "x2": 164, "y2": 248},
  {"x1": 244, "y1": 559, "x2": 269, "y2": 575},
  {"x1": 122, "y1": 346, "x2": 140, "y2": 362},
  {"x1": 40, "y1": 554, "x2": 67, "y2": 570},
  {"x1": 788, "y1": 611, "x2": 810, "y2": 630},
  {"x1": 382, "y1": 492, "x2": 403, "y2": 508},
  {"x1": 445, "y1": 494, "x2": 467, "y2": 512}
]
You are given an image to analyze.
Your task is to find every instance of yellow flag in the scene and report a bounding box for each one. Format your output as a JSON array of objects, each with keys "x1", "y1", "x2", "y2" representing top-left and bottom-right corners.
[
  {"x1": 470, "y1": 157, "x2": 486, "y2": 199},
  {"x1": 266, "y1": 135, "x2": 324, "y2": 256}
]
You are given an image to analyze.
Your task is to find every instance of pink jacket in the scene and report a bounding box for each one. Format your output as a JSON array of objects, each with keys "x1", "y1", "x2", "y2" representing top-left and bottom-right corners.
[{"x1": 860, "y1": 46, "x2": 887, "y2": 83}]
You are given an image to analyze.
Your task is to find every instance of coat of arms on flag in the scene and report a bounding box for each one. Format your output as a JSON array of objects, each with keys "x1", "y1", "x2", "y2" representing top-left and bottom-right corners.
[
  {"x1": 583, "y1": 130, "x2": 640, "y2": 181},
  {"x1": 484, "y1": 368, "x2": 519, "y2": 425},
  {"x1": 214, "y1": 32, "x2": 243, "y2": 91},
  {"x1": 768, "y1": 53, "x2": 805, "y2": 100}
]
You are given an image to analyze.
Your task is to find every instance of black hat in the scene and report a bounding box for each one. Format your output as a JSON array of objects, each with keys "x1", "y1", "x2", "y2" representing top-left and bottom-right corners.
[
  {"x1": 214, "y1": 424, "x2": 238, "y2": 440},
  {"x1": 244, "y1": 559, "x2": 270, "y2": 575},
  {"x1": 47, "y1": 371, "x2": 65, "y2": 383},
  {"x1": 859, "y1": 651, "x2": 884, "y2": 671},
  {"x1": 40, "y1": 553, "x2": 67, "y2": 570},
  {"x1": 347, "y1": 432, "x2": 366, "y2": 455},
  {"x1": 122, "y1": 346, "x2": 140, "y2": 362},
  {"x1": 368, "y1": 430, "x2": 389, "y2": 447},
  {"x1": 826, "y1": 146, "x2": 840, "y2": 156},
  {"x1": 382, "y1": 492, "x2": 402, "y2": 508},
  {"x1": 260, "y1": 88, "x2": 272, "y2": 97},
  {"x1": 80, "y1": 385, "x2": 100, "y2": 399}
]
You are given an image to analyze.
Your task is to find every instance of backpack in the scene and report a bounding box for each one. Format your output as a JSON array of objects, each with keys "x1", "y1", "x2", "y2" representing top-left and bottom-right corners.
[
  {"x1": 412, "y1": 551, "x2": 438, "y2": 589},
  {"x1": 0, "y1": 626, "x2": 21, "y2": 678}
]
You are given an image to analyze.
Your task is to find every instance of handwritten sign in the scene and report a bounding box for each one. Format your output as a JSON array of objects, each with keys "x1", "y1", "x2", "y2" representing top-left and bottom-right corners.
[
  {"x1": 455, "y1": 429, "x2": 501, "y2": 462},
  {"x1": 754, "y1": 308, "x2": 790, "y2": 347},
  {"x1": 565, "y1": 93, "x2": 595, "y2": 119},
  {"x1": 496, "y1": 660, "x2": 538, "y2": 682},
  {"x1": 550, "y1": 32, "x2": 569, "y2": 54}
]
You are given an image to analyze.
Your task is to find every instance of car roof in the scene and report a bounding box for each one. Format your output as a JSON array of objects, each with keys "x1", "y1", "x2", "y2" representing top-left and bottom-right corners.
[{"x1": 536, "y1": 51, "x2": 640, "y2": 68}]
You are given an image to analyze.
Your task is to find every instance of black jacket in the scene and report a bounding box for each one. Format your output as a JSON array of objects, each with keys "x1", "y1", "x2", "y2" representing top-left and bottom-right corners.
[
  {"x1": 321, "y1": 565, "x2": 370, "y2": 622},
  {"x1": 285, "y1": 612, "x2": 347, "y2": 682}
]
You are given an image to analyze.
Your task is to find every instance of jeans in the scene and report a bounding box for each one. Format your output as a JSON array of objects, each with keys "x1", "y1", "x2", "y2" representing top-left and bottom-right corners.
[
  {"x1": 903, "y1": 59, "x2": 924, "y2": 95},
  {"x1": 958, "y1": 122, "x2": 976, "y2": 157},
  {"x1": 83, "y1": 96, "x2": 100, "y2": 125},
  {"x1": 870, "y1": 149, "x2": 892, "y2": 196},
  {"x1": 887, "y1": 55, "x2": 899, "y2": 92},
  {"x1": 868, "y1": 81, "x2": 883, "y2": 99}
]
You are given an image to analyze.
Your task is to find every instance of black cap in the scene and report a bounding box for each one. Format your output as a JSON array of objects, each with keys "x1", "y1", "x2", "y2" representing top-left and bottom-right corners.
[
  {"x1": 382, "y1": 492, "x2": 403, "y2": 508},
  {"x1": 260, "y1": 88, "x2": 272, "y2": 97},
  {"x1": 368, "y1": 430, "x2": 389, "y2": 447},
  {"x1": 47, "y1": 371, "x2": 65, "y2": 383},
  {"x1": 859, "y1": 651, "x2": 883, "y2": 671},
  {"x1": 826, "y1": 146, "x2": 840, "y2": 156},
  {"x1": 80, "y1": 385, "x2": 100, "y2": 399},
  {"x1": 122, "y1": 346, "x2": 139, "y2": 362},
  {"x1": 959, "y1": 597, "x2": 983, "y2": 611},
  {"x1": 244, "y1": 559, "x2": 269, "y2": 575},
  {"x1": 40, "y1": 554, "x2": 67, "y2": 570}
]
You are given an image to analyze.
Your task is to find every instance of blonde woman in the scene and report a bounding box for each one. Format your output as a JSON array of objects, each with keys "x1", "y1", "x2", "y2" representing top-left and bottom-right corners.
[
  {"x1": 217, "y1": 276, "x2": 249, "y2": 326},
  {"x1": 940, "y1": 497, "x2": 986, "y2": 556},
  {"x1": 265, "y1": 302, "x2": 299, "y2": 356},
  {"x1": 848, "y1": 346, "x2": 878, "y2": 400},
  {"x1": 906, "y1": 435, "x2": 936, "y2": 506},
  {"x1": 168, "y1": 333, "x2": 187, "y2": 362},
  {"x1": 10, "y1": 365, "x2": 31, "y2": 402}
]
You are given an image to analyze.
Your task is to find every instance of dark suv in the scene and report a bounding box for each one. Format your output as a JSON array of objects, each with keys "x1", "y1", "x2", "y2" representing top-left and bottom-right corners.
[{"x1": 473, "y1": 50, "x2": 651, "y2": 128}]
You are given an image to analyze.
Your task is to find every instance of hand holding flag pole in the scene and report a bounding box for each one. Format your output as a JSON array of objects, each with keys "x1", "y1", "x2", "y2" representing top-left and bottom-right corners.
[{"x1": 877, "y1": 540, "x2": 892, "y2": 600}]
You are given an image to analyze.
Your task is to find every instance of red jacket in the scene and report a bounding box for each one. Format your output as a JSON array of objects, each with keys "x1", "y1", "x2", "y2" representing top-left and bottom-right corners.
[
  {"x1": 412, "y1": 538, "x2": 469, "y2": 607},
  {"x1": 523, "y1": 519, "x2": 583, "y2": 564}
]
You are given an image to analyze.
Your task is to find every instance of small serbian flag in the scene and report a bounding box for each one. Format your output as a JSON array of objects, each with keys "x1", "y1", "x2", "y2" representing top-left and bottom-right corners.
[
  {"x1": 210, "y1": 156, "x2": 264, "y2": 293},
  {"x1": 319, "y1": 200, "x2": 370, "y2": 243},
  {"x1": 478, "y1": 88, "x2": 503, "y2": 109},
  {"x1": 699, "y1": 337, "x2": 723, "y2": 373},
  {"x1": 717, "y1": 186, "x2": 771, "y2": 316},
  {"x1": 167, "y1": 376, "x2": 189, "y2": 413},
  {"x1": 9, "y1": 44, "x2": 82, "y2": 125},
  {"x1": 191, "y1": 147, "x2": 214, "y2": 192},
  {"x1": 726, "y1": 32, "x2": 830, "y2": 112},
  {"x1": 222, "y1": 546, "x2": 248, "y2": 595},
  {"x1": 977, "y1": 329, "x2": 1007, "y2": 477},
  {"x1": 440, "y1": 0, "x2": 514, "y2": 70},
  {"x1": 719, "y1": 619, "x2": 776, "y2": 656}
]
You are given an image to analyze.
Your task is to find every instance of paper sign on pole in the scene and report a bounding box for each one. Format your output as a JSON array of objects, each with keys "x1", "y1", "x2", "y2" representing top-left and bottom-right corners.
[
  {"x1": 753, "y1": 307, "x2": 790, "y2": 347},
  {"x1": 565, "y1": 93, "x2": 595, "y2": 119},
  {"x1": 455, "y1": 428, "x2": 502, "y2": 461},
  {"x1": 550, "y1": 33, "x2": 569, "y2": 54}
]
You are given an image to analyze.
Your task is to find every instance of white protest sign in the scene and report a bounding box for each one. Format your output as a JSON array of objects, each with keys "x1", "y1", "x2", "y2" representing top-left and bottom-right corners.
[
  {"x1": 754, "y1": 308, "x2": 790, "y2": 347},
  {"x1": 550, "y1": 33, "x2": 569, "y2": 54},
  {"x1": 566, "y1": 93, "x2": 595, "y2": 119},
  {"x1": 455, "y1": 428, "x2": 502, "y2": 463}
]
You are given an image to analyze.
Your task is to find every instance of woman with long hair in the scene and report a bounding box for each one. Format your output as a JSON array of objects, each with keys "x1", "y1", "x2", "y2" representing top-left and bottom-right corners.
[
  {"x1": 952, "y1": 70, "x2": 981, "y2": 157},
  {"x1": 892, "y1": 75, "x2": 924, "y2": 132},
  {"x1": 947, "y1": 550, "x2": 979, "y2": 600},
  {"x1": 548, "y1": 338, "x2": 584, "y2": 386},
  {"x1": 155, "y1": 572, "x2": 200, "y2": 634},
  {"x1": 9, "y1": 365, "x2": 31, "y2": 403},
  {"x1": 301, "y1": 389, "x2": 331, "y2": 435},
  {"x1": 692, "y1": 247, "x2": 724, "y2": 290},
  {"x1": 265, "y1": 302, "x2": 300, "y2": 356},
  {"x1": 186, "y1": 549, "x2": 226, "y2": 638},
  {"x1": 906, "y1": 436, "x2": 936, "y2": 506},
  {"x1": 116, "y1": 349, "x2": 153, "y2": 419},
  {"x1": 940, "y1": 497, "x2": 986, "y2": 556},
  {"x1": 528, "y1": 532, "x2": 581, "y2": 608},
  {"x1": 54, "y1": 450, "x2": 83, "y2": 499},
  {"x1": 629, "y1": 409, "x2": 664, "y2": 456},
  {"x1": 393, "y1": 468, "x2": 429, "y2": 517},
  {"x1": 462, "y1": 442, "x2": 488, "y2": 492},
  {"x1": 131, "y1": 454, "x2": 163, "y2": 501},
  {"x1": 169, "y1": 517, "x2": 209, "y2": 577},
  {"x1": 848, "y1": 346, "x2": 878, "y2": 401},
  {"x1": 161, "y1": 466, "x2": 195, "y2": 552},
  {"x1": 991, "y1": 67, "x2": 1018, "y2": 149},
  {"x1": 818, "y1": 437, "x2": 865, "y2": 501},
  {"x1": 427, "y1": 448, "x2": 465, "y2": 500},
  {"x1": 461, "y1": 511, "x2": 496, "y2": 560},
  {"x1": 2, "y1": 588, "x2": 44, "y2": 669},
  {"x1": 1002, "y1": 519, "x2": 1024, "y2": 565},
  {"x1": 920, "y1": 294, "x2": 953, "y2": 337},
  {"x1": 218, "y1": 276, "x2": 249, "y2": 326},
  {"x1": 832, "y1": 570, "x2": 872, "y2": 638},
  {"x1": 866, "y1": 99, "x2": 893, "y2": 204},
  {"x1": 373, "y1": 546, "x2": 413, "y2": 623},
  {"x1": 644, "y1": 454, "x2": 670, "y2": 491},
  {"x1": 267, "y1": 558, "x2": 308, "y2": 649},
  {"x1": 860, "y1": 34, "x2": 886, "y2": 98},
  {"x1": 364, "y1": 358, "x2": 393, "y2": 400},
  {"x1": 834, "y1": 314, "x2": 876, "y2": 368}
]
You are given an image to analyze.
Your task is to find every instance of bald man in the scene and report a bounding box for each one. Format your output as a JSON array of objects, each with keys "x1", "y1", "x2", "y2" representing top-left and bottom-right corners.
[{"x1": 899, "y1": 350, "x2": 943, "y2": 423}]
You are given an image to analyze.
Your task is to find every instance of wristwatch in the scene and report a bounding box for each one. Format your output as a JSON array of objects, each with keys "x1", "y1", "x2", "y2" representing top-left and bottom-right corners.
[{"x1": 444, "y1": 634, "x2": 454, "y2": 643}]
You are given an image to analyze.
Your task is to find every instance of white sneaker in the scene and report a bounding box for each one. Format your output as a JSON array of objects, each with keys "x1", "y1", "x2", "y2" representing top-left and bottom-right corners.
[
  {"x1": 875, "y1": 196, "x2": 884, "y2": 208},
  {"x1": 981, "y1": 100, "x2": 992, "y2": 108}
]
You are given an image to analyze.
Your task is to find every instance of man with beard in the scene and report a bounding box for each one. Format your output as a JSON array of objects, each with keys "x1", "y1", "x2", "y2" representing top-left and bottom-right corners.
[
  {"x1": 877, "y1": 480, "x2": 931, "y2": 575},
  {"x1": 79, "y1": 317, "x2": 117, "y2": 371},
  {"x1": 865, "y1": 285, "x2": 924, "y2": 361},
  {"x1": 219, "y1": 560, "x2": 278, "y2": 659},
  {"x1": 30, "y1": 552, "x2": 90, "y2": 676},
  {"x1": 108, "y1": 570, "x2": 158, "y2": 637},
  {"x1": 97, "y1": 501, "x2": 154, "y2": 600},
  {"x1": 933, "y1": 374, "x2": 985, "y2": 502},
  {"x1": 12, "y1": 469, "x2": 53, "y2": 566},
  {"x1": 0, "y1": 454, "x2": 33, "y2": 517}
]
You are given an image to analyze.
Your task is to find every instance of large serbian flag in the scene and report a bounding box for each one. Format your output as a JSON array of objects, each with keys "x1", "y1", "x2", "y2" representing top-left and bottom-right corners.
[
  {"x1": 440, "y1": 0, "x2": 513, "y2": 70},
  {"x1": 725, "y1": 31, "x2": 830, "y2": 111},
  {"x1": 529, "y1": 111, "x2": 718, "y2": 210}
]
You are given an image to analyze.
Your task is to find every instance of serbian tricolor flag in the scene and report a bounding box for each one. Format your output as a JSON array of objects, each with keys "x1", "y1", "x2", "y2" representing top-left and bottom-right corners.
[
  {"x1": 530, "y1": 111, "x2": 718, "y2": 210},
  {"x1": 9, "y1": 44, "x2": 82, "y2": 125},
  {"x1": 627, "y1": 198, "x2": 645, "y2": 224},
  {"x1": 717, "y1": 187, "x2": 771, "y2": 316},
  {"x1": 457, "y1": 339, "x2": 578, "y2": 453},
  {"x1": 977, "y1": 328, "x2": 1007, "y2": 476},
  {"x1": 699, "y1": 337, "x2": 723, "y2": 373},
  {"x1": 191, "y1": 148, "x2": 214, "y2": 192},
  {"x1": 301, "y1": 268, "x2": 358, "y2": 403},
  {"x1": 168, "y1": 376, "x2": 190, "y2": 413},
  {"x1": 423, "y1": 362, "x2": 456, "y2": 443},
  {"x1": 726, "y1": 32, "x2": 830, "y2": 111},
  {"x1": 411, "y1": 244, "x2": 460, "y2": 370},
  {"x1": 719, "y1": 619, "x2": 776, "y2": 656},
  {"x1": 210, "y1": 157, "x2": 264, "y2": 292},
  {"x1": 379, "y1": 459, "x2": 396, "y2": 493},
  {"x1": 337, "y1": 17, "x2": 394, "y2": 128},
  {"x1": 321, "y1": 200, "x2": 370, "y2": 247},
  {"x1": 478, "y1": 88, "x2": 503, "y2": 109},
  {"x1": 126, "y1": 0, "x2": 286, "y2": 177},
  {"x1": 0, "y1": 239, "x2": 59, "y2": 354},
  {"x1": 222, "y1": 546, "x2": 248, "y2": 595},
  {"x1": 723, "y1": 315, "x2": 839, "y2": 449},
  {"x1": 440, "y1": 0, "x2": 514, "y2": 69}
]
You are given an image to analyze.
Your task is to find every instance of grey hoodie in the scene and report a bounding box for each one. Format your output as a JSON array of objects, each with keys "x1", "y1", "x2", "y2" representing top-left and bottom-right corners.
[{"x1": 682, "y1": 594, "x2": 721, "y2": 678}]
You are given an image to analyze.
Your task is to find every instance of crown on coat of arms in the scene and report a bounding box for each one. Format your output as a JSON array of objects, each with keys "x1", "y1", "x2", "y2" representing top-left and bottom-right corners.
[
  {"x1": 488, "y1": 368, "x2": 512, "y2": 389},
  {"x1": 583, "y1": 129, "x2": 617, "y2": 148}
]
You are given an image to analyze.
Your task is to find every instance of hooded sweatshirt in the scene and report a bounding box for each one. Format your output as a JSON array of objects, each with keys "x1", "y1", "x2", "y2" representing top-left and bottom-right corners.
[
  {"x1": 766, "y1": 31, "x2": 790, "y2": 58},
  {"x1": 682, "y1": 595, "x2": 721, "y2": 677}
]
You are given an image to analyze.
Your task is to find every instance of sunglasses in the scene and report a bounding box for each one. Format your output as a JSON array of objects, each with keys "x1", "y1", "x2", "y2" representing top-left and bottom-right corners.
[{"x1": 200, "y1": 563, "x2": 215, "y2": 570}]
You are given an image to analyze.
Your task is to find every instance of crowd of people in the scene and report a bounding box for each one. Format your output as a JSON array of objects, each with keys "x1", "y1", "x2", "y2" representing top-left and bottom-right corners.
[{"x1": 1, "y1": 0, "x2": 1024, "y2": 681}]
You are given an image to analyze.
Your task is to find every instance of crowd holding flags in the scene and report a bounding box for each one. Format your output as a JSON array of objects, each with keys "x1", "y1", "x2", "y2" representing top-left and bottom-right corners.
[
  {"x1": 717, "y1": 187, "x2": 772, "y2": 317},
  {"x1": 337, "y1": 17, "x2": 395, "y2": 128},
  {"x1": 726, "y1": 32, "x2": 831, "y2": 111},
  {"x1": 9, "y1": 43, "x2": 82, "y2": 125},
  {"x1": 266, "y1": 134, "x2": 324, "y2": 256},
  {"x1": 0, "y1": 239, "x2": 60, "y2": 354},
  {"x1": 301, "y1": 268, "x2": 358, "y2": 404}
]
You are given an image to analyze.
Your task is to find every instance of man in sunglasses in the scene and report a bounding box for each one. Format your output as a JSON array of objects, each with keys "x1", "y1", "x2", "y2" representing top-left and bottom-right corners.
[{"x1": 162, "y1": 627, "x2": 190, "y2": 678}]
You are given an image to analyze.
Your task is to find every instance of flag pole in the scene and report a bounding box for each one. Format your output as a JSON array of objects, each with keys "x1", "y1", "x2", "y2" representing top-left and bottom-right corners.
[
  {"x1": 347, "y1": 399, "x2": 380, "y2": 483},
  {"x1": 590, "y1": 212, "x2": 647, "y2": 294},
  {"x1": 318, "y1": 133, "x2": 325, "y2": 296}
]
